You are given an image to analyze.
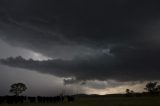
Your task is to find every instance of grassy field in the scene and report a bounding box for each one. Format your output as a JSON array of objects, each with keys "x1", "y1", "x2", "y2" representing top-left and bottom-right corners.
[{"x1": 1, "y1": 95, "x2": 160, "y2": 106}]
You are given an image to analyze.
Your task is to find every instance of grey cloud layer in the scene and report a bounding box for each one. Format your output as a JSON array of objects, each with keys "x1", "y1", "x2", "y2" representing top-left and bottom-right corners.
[
  {"x1": 0, "y1": 0, "x2": 160, "y2": 58},
  {"x1": 0, "y1": 0, "x2": 160, "y2": 81},
  {"x1": 1, "y1": 49, "x2": 160, "y2": 82}
]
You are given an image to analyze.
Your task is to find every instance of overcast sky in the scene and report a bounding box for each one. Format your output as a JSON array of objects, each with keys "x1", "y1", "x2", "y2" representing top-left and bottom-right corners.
[{"x1": 0, "y1": 0, "x2": 160, "y2": 96}]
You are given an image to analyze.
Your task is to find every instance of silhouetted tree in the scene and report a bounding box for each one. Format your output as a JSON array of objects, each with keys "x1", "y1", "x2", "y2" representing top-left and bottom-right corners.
[
  {"x1": 10, "y1": 83, "x2": 27, "y2": 96},
  {"x1": 130, "y1": 90, "x2": 134, "y2": 94},
  {"x1": 156, "y1": 85, "x2": 160, "y2": 91},
  {"x1": 126, "y1": 89, "x2": 130, "y2": 96},
  {"x1": 144, "y1": 82, "x2": 158, "y2": 95},
  {"x1": 126, "y1": 89, "x2": 130, "y2": 94},
  {"x1": 126, "y1": 89, "x2": 135, "y2": 97},
  {"x1": 156, "y1": 85, "x2": 160, "y2": 95}
]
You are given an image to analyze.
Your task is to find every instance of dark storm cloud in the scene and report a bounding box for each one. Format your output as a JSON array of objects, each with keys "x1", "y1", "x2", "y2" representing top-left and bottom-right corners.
[
  {"x1": 0, "y1": 0, "x2": 160, "y2": 58},
  {"x1": 0, "y1": 0, "x2": 160, "y2": 81},
  {"x1": 1, "y1": 46, "x2": 160, "y2": 82}
]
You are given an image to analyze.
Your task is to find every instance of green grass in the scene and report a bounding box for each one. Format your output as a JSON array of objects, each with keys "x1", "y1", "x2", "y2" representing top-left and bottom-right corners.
[{"x1": 1, "y1": 95, "x2": 160, "y2": 106}]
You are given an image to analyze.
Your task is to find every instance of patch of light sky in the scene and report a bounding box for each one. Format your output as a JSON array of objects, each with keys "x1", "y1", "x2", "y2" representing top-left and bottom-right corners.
[
  {"x1": 84, "y1": 83, "x2": 146, "y2": 95},
  {"x1": 0, "y1": 38, "x2": 52, "y2": 61}
]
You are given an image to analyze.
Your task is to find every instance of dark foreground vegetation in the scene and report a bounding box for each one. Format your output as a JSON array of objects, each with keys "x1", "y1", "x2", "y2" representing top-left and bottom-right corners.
[
  {"x1": 0, "y1": 94, "x2": 160, "y2": 106},
  {"x1": 0, "y1": 95, "x2": 74, "y2": 104}
]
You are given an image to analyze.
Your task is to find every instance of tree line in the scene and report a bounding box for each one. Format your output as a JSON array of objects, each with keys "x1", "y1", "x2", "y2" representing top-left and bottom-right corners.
[
  {"x1": 126, "y1": 82, "x2": 160, "y2": 96},
  {"x1": 0, "y1": 83, "x2": 75, "y2": 104}
]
